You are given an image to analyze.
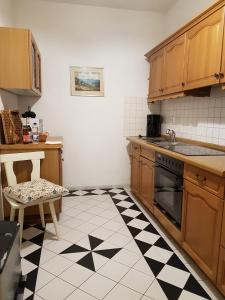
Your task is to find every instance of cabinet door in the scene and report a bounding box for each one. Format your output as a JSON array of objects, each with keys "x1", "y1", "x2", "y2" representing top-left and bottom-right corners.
[
  {"x1": 148, "y1": 49, "x2": 164, "y2": 99},
  {"x1": 139, "y1": 156, "x2": 154, "y2": 212},
  {"x1": 130, "y1": 155, "x2": 140, "y2": 196},
  {"x1": 184, "y1": 8, "x2": 225, "y2": 90},
  {"x1": 182, "y1": 180, "x2": 223, "y2": 282},
  {"x1": 31, "y1": 35, "x2": 42, "y2": 94},
  {"x1": 163, "y1": 34, "x2": 186, "y2": 95},
  {"x1": 217, "y1": 247, "x2": 225, "y2": 297}
]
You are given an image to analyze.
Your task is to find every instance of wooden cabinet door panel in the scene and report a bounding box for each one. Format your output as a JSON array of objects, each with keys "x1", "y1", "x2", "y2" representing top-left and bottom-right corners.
[
  {"x1": 184, "y1": 8, "x2": 225, "y2": 90},
  {"x1": 163, "y1": 34, "x2": 186, "y2": 95},
  {"x1": 183, "y1": 180, "x2": 223, "y2": 282},
  {"x1": 148, "y1": 49, "x2": 164, "y2": 99},
  {"x1": 139, "y1": 156, "x2": 154, "y2": 212},
  {"x1": 217, "y1": 247, "x2": 225, "y2": 297},
  {"x1": 131, "y1": 155, "x2": 140, "y2": 196}
]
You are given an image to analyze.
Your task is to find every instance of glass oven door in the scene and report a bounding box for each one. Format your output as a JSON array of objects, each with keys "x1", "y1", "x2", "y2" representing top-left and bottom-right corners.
[{"x1": 154, "y1": 165, "x2": 183, "y2": 226}]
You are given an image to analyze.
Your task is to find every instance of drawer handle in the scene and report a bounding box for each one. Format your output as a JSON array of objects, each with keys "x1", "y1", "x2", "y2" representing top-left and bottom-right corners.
[{"x1": 196, "y1": 174, "x2": 206, "y2": 182}]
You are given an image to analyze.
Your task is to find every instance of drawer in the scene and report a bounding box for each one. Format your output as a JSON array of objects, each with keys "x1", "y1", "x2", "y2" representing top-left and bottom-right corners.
[
  {"x1": 184, "y1": 164, "x2": 225, "y2": 198},
  {"x1": 131, "y1": 143, "x2": 140, "y2": 158},
  {"x1": 140, "y1": 146, "x2": 155, "y2": 161}
]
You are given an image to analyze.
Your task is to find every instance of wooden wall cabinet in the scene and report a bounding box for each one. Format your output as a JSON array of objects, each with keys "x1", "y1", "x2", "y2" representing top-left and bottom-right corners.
[
  {"x1": 184, "y1": 8, "x2": 225, "y2": 90},
  {"x1": 163, "y1": 34, "x2": 186, "y2": 95},
  {"x1": 182, "y1": 180, "x2": 223, "y2": 282},
  {"x1": 148, "y1": 49, "x2": 164, "y2": 99},
  {"x1": 146, "y1": 2, "x2": 225, "y2": 101},
  {"x1": 0, "y1": 27, "x2": 42, "y2": 96}
]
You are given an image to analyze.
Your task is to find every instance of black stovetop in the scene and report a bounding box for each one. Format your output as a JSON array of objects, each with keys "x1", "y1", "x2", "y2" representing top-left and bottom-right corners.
[{"x1": 138, "y1": 136, "x2": 225, "y2": 156}]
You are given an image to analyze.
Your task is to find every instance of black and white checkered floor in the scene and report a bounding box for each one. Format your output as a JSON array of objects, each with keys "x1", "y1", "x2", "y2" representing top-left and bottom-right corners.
[{"x1": 21, "y1": 188, "x2": 223, "y2": 300}]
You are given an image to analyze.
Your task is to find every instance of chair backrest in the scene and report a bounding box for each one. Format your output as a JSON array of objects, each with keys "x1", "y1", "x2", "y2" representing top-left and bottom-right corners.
[{"x1": 0, "y1": 151, "x2": 45, "y2": 186}]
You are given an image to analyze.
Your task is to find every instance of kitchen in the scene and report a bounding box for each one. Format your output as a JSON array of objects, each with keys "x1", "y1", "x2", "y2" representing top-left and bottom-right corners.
[{"x1": 0, "y1": 0, "x2": 225, "y2": 299}]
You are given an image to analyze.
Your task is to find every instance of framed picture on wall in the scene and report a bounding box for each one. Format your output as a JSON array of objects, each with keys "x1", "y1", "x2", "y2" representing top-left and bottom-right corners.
[{"x1": 70, "y1": 66, "x2": 104, "y2": 96}]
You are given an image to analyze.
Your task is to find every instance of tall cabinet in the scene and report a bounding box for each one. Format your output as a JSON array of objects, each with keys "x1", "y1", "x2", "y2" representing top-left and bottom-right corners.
[{"x1": 0, "y1": 27, "x2": 42, "y2": 96}]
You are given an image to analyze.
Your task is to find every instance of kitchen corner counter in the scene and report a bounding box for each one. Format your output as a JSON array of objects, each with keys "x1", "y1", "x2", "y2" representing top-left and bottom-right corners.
[{"x1": 127, "y1": 136, "x2": 225, "y2": 177}]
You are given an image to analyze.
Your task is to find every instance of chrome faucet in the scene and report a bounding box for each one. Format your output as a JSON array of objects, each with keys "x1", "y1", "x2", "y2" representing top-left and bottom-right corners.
[{"x1": 166, "y1": 129, "x2": 176, "y2": 144}]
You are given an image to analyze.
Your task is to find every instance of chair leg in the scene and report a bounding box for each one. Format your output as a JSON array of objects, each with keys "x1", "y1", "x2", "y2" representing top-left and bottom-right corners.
[
  {"x1": 10, "y1": 207, "x2": 16, "y2": 221},
  {"x1": 49, "y1": 202, "x2": 59, "y2": 240},
  {"x1": 18, "y1": 208, "x2": 24, "y2": 246},
  {"x1": 39, "y1": 204, "x2": 45, "y2": 228}
]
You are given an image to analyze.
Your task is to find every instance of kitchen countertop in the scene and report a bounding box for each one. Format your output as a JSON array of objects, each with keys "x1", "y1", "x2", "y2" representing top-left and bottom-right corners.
[{"x1": 127, "y1": 136, "x2": 225, "y2": 177}]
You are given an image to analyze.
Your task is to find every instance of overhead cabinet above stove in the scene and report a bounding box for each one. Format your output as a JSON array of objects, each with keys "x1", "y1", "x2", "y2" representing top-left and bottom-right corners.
[
  {"x1": 0, "y1": 27, "x2": 42, "y2": 96},
  {"x1": 146, "y1": 1, "x2": 225, "y2": 102}
]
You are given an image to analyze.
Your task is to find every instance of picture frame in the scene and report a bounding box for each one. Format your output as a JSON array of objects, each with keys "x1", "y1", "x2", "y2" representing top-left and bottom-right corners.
[{"x1": 70, "y1": 66, "x2": 104, "y2": 97}]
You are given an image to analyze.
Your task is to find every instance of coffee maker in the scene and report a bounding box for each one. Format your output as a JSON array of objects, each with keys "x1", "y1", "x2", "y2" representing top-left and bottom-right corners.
[{"x1": 146, "y1": 114, "x2": 161, "y2": 137}]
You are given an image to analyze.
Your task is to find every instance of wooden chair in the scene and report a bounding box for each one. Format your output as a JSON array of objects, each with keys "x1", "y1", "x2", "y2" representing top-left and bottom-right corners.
[{"x1": 0, "y1": 151, "x2": 60, "y2": 244}]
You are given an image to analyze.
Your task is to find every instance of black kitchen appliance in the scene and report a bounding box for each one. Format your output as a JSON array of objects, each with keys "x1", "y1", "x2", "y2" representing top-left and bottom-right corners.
[
  {"x1": 0, "y1": 221, "x2": 22, "y2": 300},
  {"x1": 146, "y1": 114, "x2": 161, "y2": 137},
  {"x1": 154, "y1": 153, "x2": 184, "y2": 228}
]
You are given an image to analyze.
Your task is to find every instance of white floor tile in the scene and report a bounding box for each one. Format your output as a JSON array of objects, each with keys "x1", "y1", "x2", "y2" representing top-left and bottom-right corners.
[
  {"x1": 80, "y1": 273, "x2": 116, "y2": 299},
  {"x1": 133, "y1": 257, "x2": 155, "y2": 277},
  {"x1": 63, "y1": 218, "x2": 84, "y2": 229},
  {"x1": 104, "y1": 284, "x2": 142, "y2": 300},
  {"x1": 66, "y1": 289, "x2": 96, "y2": 300},
  {"x1": 92, "y1": 252, "x2": 109, "y2": 270},
  {"x1": 59, "y1": 263, "x2": 94, "y2": 287},
  {"x1": 124, "y1": 240, "x2": 142, "y2": 254},
  {"x1": 21, "y1": 258, "x2": 37, "y2": 275},
  {"x1": 118, "y1": 226, "x2": 133, "y2": 237},
  {"x1": 39, "y1": 248, "x2": 57, "y2": 265},
  {"x1": 110, "y1": 215, "x2": 124, "y2": 224},
  {"x1": 98, "y1": 260, "x2": 130, "y2": 281},
  {"x1": 60, "y1": 251, "x2": 88, "y2": 263},
  {"x1": 41, "y1": 255, "x2": 73, "y2": 276},
  {"x1": 91, "y1": 227, "x2": 114, "y2": 240},
  {"x1": 99, "y1": 209, "x2": 119, "y2": 219},
  {"x1": 76, "y1": 222, "x2": 99, "y2": 234},
  {"x1": 179, "y1": 290, "x2": 211, "y2": 300},
  {"x1": 62, "y1": 229, "x2": 86, "y2": 244},
  {"x1": 135, "y1": 231, "x2": 160, "y2": 245},
  {"x1": 116, "y1": 200, "x2": 133, "y2": 208},
  {"x1": 23, "y1": 288, "x2": 33, "y2": 299},
  {"x1": 63, "y1": 207, "x2": 84, "y2": 217},
  {"x1": 127, "y1": 219, "x2": 149, "y2": 230},
  {"x1": 86, "y1": 206, "x2": 105, "y2": 215},
  {"x1": 145, "y1": 279, "x2": 168, "y2": 300},
  {"x1": 21, "y1": 241, "x2": 41, "y2": 257},
  {"x1": 113, "y1": 194, "x2": 129, "y2": 201},
  {"x1": 120, "y1": 269, "x2": 154, "y2": 294},
  {"x1": 35, "y1": 268, "x2": 55, "y2": 291},
  {"x1": 157, "y1": 265, "x2": 190, "y2": 289},
  {"x1": 112, "y1": 248, "x2": 141, "y2": 267},
  {"x1": 122, "y1": 209, "x2": 141, "y2": 218},
  {"x1": 106, "y1": 232, "x2": 132, "y2": 248},
  {"x1": 145, "y1": 246, "x2": 173, "y2": 264},
  {"x1": 109, "y1": 188, "x2": 123, "y2": 194},
  {"x1": 103, "y1": 220, "x2": 124, "y2": 231},
  {"x1": 43, "y1": 239, "x2": 72, "y2": 254},
  {"x1": 36, "y1": 277, "x2": 75, "y2": 300},
  {"x1": 77, "y1": 212, "x2": 96, "y2": 222},
  {"x1": 90, "y1": 215, "x2": 108, "y2": 226},
  {"x1": 45, "y1": 223, "x2": 71, "y2": 235},
  {"x1": 23, "y1": 227, "x2": 43, "y2": 240}
]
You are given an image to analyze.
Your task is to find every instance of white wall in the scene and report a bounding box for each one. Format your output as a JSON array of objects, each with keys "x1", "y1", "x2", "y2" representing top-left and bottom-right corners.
[
  {"x1": 164, "y1": 0, "x2": 215, "y2": 36},
  {"x1": 0, "y1": 0, "x2": 18, "y2": 110},
  {"x1": 14, "y1": 0, "x2": 164, "y2": 187}
]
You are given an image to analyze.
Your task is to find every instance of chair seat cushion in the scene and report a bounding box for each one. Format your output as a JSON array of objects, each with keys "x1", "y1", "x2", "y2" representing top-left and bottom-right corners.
[{"x1": 3, "y1": 178, "x2": 69, "y2": 204}]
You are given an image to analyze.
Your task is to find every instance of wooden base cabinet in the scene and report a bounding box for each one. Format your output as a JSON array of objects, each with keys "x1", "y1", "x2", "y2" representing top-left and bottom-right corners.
[
  {"x1": 130, "y1": 143, "x2": 154, "y2": 212},
  {"x1": 217, "y1": 247, "x2": 225, "y2": 296},
  {"x1": 139, "y1": 156, "x2": 154, "y2": 212},
  {"x1": 182, "y1": 180, "x2": 223, "y2": 282}
]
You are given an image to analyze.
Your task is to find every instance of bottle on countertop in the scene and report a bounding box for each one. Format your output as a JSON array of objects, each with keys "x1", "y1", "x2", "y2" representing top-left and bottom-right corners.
[
  {"x1": 23, "y1": 125, "x2": 32, "y2": 144},
  {"x1": 32, "y1": 122, "x2": 39, "y2": 144}
]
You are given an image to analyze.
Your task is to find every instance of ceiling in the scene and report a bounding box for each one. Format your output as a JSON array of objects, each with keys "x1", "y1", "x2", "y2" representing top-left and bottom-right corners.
[{"x1": 42, "y1": 0, "x2": 178, "y2": 12}]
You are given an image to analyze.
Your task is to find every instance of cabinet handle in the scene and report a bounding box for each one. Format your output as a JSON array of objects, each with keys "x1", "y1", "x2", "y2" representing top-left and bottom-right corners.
[
  {"x1": 181, "y1": 82, "x2": 185, "y2": 87},
  {"x1": 196, "y1": 174, "x2": 206, "y2": 182},
  {"x1": 214, "y1": 73, "x2": 220, "y2": 79},
  {"x1": 219, "y1": 72, "x2": 224, "y2": 79},
  {"x1": 158, "y1": 88, "x2": 164, "y2": 92}
]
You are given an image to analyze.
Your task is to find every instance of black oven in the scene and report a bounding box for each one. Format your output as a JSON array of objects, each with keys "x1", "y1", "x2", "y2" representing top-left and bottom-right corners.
[{"x1": 154, "y1": 153, "x2": 184, "y2": 228}]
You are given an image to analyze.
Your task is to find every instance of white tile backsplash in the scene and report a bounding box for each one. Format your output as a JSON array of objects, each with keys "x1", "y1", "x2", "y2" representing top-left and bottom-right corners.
[
  {"x1": 123, "y1": 97, "x2": 160, "y2": 136},
  {"x1": 161, "y1": 87, "x2": 225, "y2": 145}
]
